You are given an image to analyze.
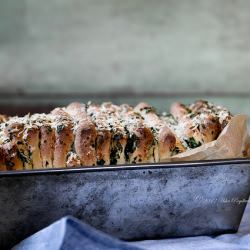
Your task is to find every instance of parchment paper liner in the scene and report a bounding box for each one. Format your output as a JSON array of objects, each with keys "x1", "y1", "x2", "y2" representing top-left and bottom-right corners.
[{"x1": 160, "y1": 114, "x2": 249, "y2": 162}]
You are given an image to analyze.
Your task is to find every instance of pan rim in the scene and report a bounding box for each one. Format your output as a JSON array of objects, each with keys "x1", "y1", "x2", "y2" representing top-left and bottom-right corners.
[{"x1": 0, "y1": 158, "x2": 250, "y2": 177}]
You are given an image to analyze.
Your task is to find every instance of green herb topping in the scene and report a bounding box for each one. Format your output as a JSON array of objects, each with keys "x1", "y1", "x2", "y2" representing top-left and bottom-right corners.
[{"x1": 184, "y1": 137, "x2": 202, "y2": 149}]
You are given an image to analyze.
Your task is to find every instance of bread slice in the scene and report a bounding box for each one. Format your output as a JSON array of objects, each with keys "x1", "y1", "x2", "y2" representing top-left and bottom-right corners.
[
  {"x1": 86, "y1": 103, "x2": 112, "y2": 166},
  {"x1": 1, "y1": 142, "x2": 23, "y2": 170},
  {"x1": 189, "y1": 100, "x2": 232, "y2": 129},
  {"x1": 66, "y1": 102, "x2": 97, "y2": 166},
  {"x1": 0, "y1": 145, "x2": 6, "y2": 170},
  {"x1": 2, "y1": 116, "x2": 32, "y2": 169},
  {"x1": 0, "y1": 115, "x2": 8, "y2": 123},
  {"x1": 170, "y1": 101, "x2": 223, "y2": 149},
  {"x1": 50, "y1": 108, "x2": 74, "y2": 168},
  {"x1": 117, "y1": 104, "x2": 155, "y2": 164},
  {"x1": 100, "y1": 102, "x2": 128, "y2": 165},
  {"x1": 135, "y1": 102, "x2": 185, "y2": 159}
]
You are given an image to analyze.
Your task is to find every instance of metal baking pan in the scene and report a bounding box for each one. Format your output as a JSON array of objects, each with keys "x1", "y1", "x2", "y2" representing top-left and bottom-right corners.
[{"x1": 0, "y1": 158, "x2": 250, "y2": 249}]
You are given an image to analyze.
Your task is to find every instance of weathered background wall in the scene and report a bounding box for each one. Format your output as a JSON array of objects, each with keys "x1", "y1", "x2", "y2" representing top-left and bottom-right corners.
[{"x1": 0, "y1": 0, "x2": 249, "y2": 116}]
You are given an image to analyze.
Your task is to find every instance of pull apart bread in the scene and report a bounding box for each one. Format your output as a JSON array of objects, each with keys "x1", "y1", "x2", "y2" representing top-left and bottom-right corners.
[{"x1": 0, "y1": 100, "x2": 233, "y2": 170}]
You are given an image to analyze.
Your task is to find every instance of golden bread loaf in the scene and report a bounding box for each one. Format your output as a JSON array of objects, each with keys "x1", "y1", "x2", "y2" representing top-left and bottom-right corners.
[{"x1": 0, "y1": 100, "x2": 233, "y2": 170}]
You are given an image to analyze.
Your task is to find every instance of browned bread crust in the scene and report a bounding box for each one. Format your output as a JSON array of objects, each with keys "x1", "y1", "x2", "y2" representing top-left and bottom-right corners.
[
  {"x1": 189, "y1": 100, "x2": 232, "y2": 129},
  {"x1": 0, "y1": 115, "x2": 8, "y2": 123},
  {"x1": 178, "y1": 116, "x2": 220, "y2": 145},
  {"x1": 170, "y1": 101, "x2": 228, "y2": 149},
  {"x1": 135, "y1": 102, "x2": 184, "y2": 159},
  {"x1": 170, "y1": 102, "x2": 191, "y2": 120},
  {"x1": 66, "y1": 102, "x2": 97, "y2": 166},
  {"x1": 0, "y1": 145, "x2": 6, "y2": 170}
]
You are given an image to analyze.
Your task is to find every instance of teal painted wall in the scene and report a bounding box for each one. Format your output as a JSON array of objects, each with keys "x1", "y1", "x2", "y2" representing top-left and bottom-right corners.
[{"x1": 0, "y1": 0, "x2": 249, "y2": 116}]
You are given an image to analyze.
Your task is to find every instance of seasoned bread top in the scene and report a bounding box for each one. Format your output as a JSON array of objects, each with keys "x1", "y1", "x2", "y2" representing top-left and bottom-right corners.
[{"x1": 0, "y1": 100, "x2": 233, "y2": 170}]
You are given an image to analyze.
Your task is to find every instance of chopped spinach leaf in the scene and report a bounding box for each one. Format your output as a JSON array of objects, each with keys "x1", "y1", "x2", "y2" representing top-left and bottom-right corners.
[
  {"x1": 47, "y1": 127, "x2": 52, "y2": 133},
  {"x1": 184, "y1": 137, "x2": 202, "y2": 149},
  {"x1": 143, "y1": 106, "x2": 156, "y2": 114},
  {"x1": 110, "y1": 140, "x2": 123, "y2": 165},
  {"x1": 6, "y1": 161, "x2": 14, "y2": 169},
  {"x1": 189, "y1": 113, "x2": 196, "y2": 119},
  {"x1": 97, "y1": 159, "x2": 105, "y2": 165},
  {"x1": 110, "y1": 148, "x2": 118, "y2": 165},
  {"x1": 172, "y1": 146, "x2": 181, "y2": 155},
  {"x1": 56, "y1": 124, "x2": 64, "y2": 133},
  {"x1": 71, "y1": 142, "x2": 76, "y2": 153},
  {"x1": 124, "y1": 134, "x2": 139, "y2": 161},
  {"x1": 17, "y1": 151, "x2": 29, "y2": 164}
]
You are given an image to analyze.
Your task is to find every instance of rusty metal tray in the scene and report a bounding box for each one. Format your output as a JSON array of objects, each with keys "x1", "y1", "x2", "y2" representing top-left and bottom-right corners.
[{"x1": 0, "y1": 158, "x2": 250, "y2": 249}]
